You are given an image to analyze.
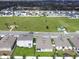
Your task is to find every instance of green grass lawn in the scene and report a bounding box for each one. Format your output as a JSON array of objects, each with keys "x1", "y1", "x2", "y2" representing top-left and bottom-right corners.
[
  {"x1": 0, "y1": 16, "x2": 79, "y2": 32},
  {"x1": 12, "y1": 46, "x2": 76, "y2": 56},
  {"x1": 55, "y1": 50, "x2": 64, "y2": 56},
  {"x1": 35, "y1": 52, "x2": 54, "y2": 56},
  {"x1": 12, "y1": 46, "x2": 54, "y2": 56},
  {"x1": 12, "y1": 46, "x2": 35, "y2": 56}
]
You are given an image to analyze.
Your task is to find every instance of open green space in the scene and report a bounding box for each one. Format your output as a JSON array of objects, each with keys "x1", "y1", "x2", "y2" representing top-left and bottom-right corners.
[{"x1": 0, "y1": 16, "x2": 79, "y2": 32}]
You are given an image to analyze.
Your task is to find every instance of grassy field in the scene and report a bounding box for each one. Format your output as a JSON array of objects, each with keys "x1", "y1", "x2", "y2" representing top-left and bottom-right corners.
[{"x1": 0, "y1": 16, "x2": 79, "y2": 32}]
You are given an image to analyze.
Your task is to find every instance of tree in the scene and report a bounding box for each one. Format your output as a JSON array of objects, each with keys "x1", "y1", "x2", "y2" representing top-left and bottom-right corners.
[{"x1": 46, "y1": 25, "x2": 49, "y2": 29}]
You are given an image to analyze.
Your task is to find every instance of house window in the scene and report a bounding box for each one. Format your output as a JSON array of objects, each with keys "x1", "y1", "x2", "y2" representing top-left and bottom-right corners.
[
  {"x1": 63, "y1": 47, "x2": 64, "y2": 48},
  {"x1": 28, "y1": 43, "x2": 31, "y2": 46},
  {"x1": 37, "y1": 48, "x2": 41, "y2": 50}
]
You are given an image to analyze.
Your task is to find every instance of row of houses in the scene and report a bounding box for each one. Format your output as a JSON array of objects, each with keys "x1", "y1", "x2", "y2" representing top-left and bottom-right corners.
[
  {"x1": 0, "y1": 8, "x2": 79, "y2": 19},
  {"x1": 0, "y1": 56, "x2": 78, "y2": 59},
  {"x1": 0, "y1": 32, "x2": 79, "y2": 55}
]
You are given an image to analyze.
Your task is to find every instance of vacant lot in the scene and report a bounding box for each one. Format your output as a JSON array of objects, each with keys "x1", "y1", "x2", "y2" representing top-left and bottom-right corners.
[{"x1": 0, "y1": 16, "x2": 79, "y2": 32}]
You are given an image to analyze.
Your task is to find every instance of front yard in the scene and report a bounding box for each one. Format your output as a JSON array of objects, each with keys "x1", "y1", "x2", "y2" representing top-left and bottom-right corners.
[{"x1": 12, "y1": 46, "x2": 76, "y2": 57}]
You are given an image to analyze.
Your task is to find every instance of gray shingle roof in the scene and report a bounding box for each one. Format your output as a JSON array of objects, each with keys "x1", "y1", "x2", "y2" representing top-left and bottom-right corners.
[
  {"x1": 17, "y1": 33, "x2": 33, "y2": 41},
  {"x1": 53, "y1": 34, "x2": 71, "y2": 47},
  {"x1": 70, "y1": 34, "x2": 79, "y2": 48},
  {"x1": 0, "y1": 35, "x2": 16, "y2": 48},
  {"x1": 36, "y1": 33, "x2": 52, "y2": 49}
]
